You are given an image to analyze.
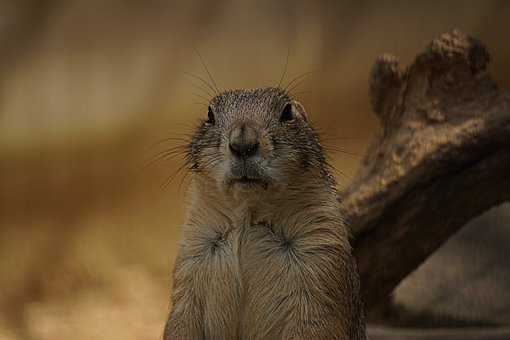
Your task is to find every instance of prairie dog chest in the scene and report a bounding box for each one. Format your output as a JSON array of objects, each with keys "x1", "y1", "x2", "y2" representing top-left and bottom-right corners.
[
  {"x1": 188, "y1": 219, "x2": 291, "y2": 259},
  {"x1": 181, "y1": 217, "x2": 298, "y2": 285}
]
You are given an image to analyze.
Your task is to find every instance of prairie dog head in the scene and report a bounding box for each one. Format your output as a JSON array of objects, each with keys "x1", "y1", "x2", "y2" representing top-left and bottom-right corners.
[{"x1": 187, "y1": 87, "x2": 330, "y2": 198}]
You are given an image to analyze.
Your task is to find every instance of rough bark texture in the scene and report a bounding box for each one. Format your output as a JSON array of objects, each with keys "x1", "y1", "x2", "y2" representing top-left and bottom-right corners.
[{"x1": 340, "y1": 30, "x2": 510, "y2": 310}]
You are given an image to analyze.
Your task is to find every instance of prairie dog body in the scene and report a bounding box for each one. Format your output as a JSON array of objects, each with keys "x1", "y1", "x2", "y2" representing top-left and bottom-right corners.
[{"x1": 164, "y1": 87, "x2": 366, "y2": 339}]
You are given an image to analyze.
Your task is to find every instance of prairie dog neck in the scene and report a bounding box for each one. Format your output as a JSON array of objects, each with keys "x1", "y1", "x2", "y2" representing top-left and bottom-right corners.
[{"x1": 185, "y1": 170, "x2": 341, "y2": 232}]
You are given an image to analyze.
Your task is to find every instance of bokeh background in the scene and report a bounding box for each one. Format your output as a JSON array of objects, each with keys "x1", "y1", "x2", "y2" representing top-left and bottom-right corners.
[{"x1": 1, "y1": 1, "x2": 509, "y2": 339}]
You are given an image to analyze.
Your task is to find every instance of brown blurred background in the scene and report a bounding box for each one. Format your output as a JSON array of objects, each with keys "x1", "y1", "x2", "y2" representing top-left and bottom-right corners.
[{"x1": 1, "y1": 1, "x2": 509, "y2": 339}]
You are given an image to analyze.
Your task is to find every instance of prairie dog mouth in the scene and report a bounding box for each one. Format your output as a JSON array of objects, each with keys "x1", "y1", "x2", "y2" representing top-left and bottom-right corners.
[{"x1": 228, "y1": 176, "x2": 268, "y2": 189}]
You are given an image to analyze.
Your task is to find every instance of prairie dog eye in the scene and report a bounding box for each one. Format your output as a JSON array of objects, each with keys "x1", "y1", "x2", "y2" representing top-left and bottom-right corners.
[
  {"x1": 207, "y1": 106, "x2": 215, "y2": 125},
  {"x1": 280, "y1": 103, "x2": 294, "y2": 122}
]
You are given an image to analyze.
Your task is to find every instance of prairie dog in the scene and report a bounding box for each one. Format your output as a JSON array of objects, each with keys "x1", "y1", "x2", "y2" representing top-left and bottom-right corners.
[{"x1": 164, "y1": 87, "x2": 366, "y2": 339}]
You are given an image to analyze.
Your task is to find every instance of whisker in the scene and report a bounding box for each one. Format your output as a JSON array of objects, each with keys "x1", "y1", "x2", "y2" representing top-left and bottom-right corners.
[
  {"x1": 287, "y1": 76, "x2": 311, "y2": 94},
  {"x1": 192, "y1": 92, "x2": 212, "y2": 103},
  {"x1": 162, "y1": 164, "x2": 187, "y2": 189},
  {"x1": 192, "y1": 102, "x2": 209, "y2": 107},
  {"x1": 277, "y1": 48, "x2": 290, "y2": 88},
  {"x1": 185, "y1": 72, "x2": 218, "y2": 97},
  {"x1": 191, "y1": 83, "x2": 215, "y2": 100},
  {"x1": 322, "y1": 146, "x2": 362, "y2": 158},
  {"x1": 321, "y1": 136, "x2": 368, "y2": 142},
  {"x1": 178, "y1": 167, "x2": 193, "y2": 192},
  {"x1": 315, "y1": 127, "x2": 371, "y2": 142},
  {"x1": 151, "y1": 137, "x2": 190, "y2": 148},
  {"x1": 152, "y1": 151, "x2": 187, "y2": 160},
  {"x1": 284, "y1": 71, "x2": 315, "y2": 92},
  {"x1": 196, "y1": 154, "x2": 221, "y2": 168},
  {"x1": 327, "y1": 162, "x2": 352, "y2": 181},
  {"x1": 177, "y1": 156, "x2": 194, "y2": 192},
  {"x1": 194, "y1": 49, "x2": 220, "y2": 94},
  {"x1": 148, "y1": 146, "x2": 187, "y2": 160},
  {"x1": 290, "y1": 90, "x2": 312, "y2": 96},
  {"x1": 145, "y1": 149, "x2": 187, "y2": 168}
]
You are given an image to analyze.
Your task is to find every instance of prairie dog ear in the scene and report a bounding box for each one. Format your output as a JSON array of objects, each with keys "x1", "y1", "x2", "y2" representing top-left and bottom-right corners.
[{"x1": 292, "y1": 100, "x2": 308, "y2": 122}]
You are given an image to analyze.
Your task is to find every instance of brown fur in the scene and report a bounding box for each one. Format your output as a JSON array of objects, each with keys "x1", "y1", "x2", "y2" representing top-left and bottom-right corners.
[{"x1": 164, "y1": 87, "x2": 366, "y2": 339}]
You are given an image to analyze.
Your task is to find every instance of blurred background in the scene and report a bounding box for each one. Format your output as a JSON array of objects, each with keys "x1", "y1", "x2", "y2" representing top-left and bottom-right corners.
[{"x1": 1, "y1": 1, "x2": 509, "y2": 339}]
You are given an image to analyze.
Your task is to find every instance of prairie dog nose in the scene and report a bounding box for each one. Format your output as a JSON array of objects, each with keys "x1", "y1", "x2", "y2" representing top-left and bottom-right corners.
[{"x1": 229, "y1": 124, "x2": 259, "y2": 158}]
